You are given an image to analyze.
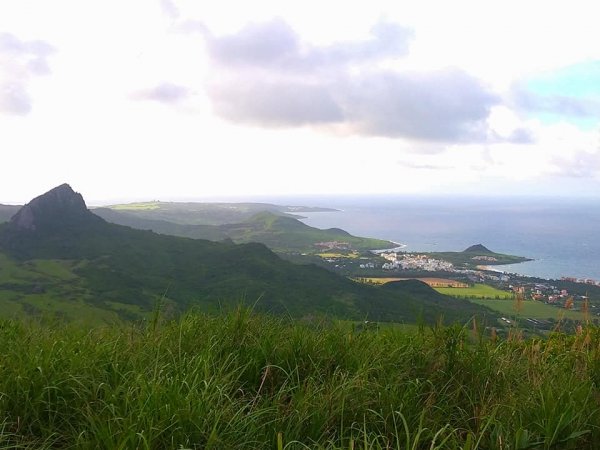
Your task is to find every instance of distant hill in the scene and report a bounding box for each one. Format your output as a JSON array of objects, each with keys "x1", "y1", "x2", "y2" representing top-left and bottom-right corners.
[
  {"x1": 219, "y1": 211, "x2": 388, "y2": 252},
  {"x1": 0, "y1": 184, "x2": 496, "y2": 324},
  {"x1": 463, "y1": 244, "x2": 494, "y2": 254},
  {"x1": 93, "y1": 208, "x2": 393, "y2": 253},
  {"x1": 92, "y1": 207, "x2": 229, "y2": 241},
  {"x1": 0, "y1": 204, "x2": 20, "y2": 223},
  {"x1": 101, "y1": 201, "x2": 336, "y2": 226}
]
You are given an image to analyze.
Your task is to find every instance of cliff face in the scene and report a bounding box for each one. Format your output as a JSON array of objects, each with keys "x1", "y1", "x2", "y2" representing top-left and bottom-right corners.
[{"x1": 8, "y1": 184, "x2": 100, "y2": 232}]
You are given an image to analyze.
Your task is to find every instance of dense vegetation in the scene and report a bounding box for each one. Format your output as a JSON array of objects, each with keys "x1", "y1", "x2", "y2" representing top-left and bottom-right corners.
[{"x1": 0, "y1": 308, "x2": 599, "y2": 449}]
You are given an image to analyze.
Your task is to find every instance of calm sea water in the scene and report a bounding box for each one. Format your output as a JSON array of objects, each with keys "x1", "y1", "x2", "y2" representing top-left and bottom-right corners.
[{"x1": 286, "y1": 196, "x2": 600, "y2": 281}]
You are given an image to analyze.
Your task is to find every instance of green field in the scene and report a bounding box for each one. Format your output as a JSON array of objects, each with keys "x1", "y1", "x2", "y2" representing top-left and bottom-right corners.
[
  {"x1": 436, "y1": 284, "x2": 588, "y2": 321},
  {"x1": 434, "y1": 283, "x2": 513, "y2": 299},
  {"x1": 470, "y1": 298, "x2": 588, "y2": 321},
  {"x1": 110, "y1": 202, "x2": 161, "y2": 210}
]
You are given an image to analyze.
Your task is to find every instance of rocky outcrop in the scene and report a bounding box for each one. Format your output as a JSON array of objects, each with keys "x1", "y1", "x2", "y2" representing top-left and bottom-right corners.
[{"x1": 8, "y1": 183, "x2": 101, "y2": 231}]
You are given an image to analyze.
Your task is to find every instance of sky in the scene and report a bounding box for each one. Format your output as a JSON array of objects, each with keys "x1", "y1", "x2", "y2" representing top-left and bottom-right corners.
[{"x1": 1, "y1": 0, "x2": 599, "y2": 204}]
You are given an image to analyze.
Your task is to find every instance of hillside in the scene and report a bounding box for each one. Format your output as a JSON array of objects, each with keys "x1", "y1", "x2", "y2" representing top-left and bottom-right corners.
[
  {"x1": 0, "y1": 184, "x2": 495, "y2": 324},
  {"x1": 93, "y1": 208, "x2": 394, "y2": 253}
]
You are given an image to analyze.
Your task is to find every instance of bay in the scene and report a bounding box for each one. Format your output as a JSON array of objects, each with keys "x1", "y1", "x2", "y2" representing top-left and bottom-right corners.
[{"x1": 290, "y1": 196, "x2": 600, "y2": 282}]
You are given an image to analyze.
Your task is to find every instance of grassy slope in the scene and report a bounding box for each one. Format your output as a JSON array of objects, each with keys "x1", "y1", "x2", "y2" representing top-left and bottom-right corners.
[{"x1": 0, "y1": 309, "x2": 598, "y2": 449}]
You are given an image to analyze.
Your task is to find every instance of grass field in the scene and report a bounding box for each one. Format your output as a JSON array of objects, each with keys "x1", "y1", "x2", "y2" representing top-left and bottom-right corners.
[
  {"x1": 470, "y1": 298, "x2": 588, "y2": 321},
  {"x1": 318, "y1": 252, "x2": 360, "y2": 259},
  {"x1": 110, "y1": 202, "x2": 160, "y2": 210},
  {"x1": 435, "y1": 283, "x2": 513, "y2": 299},
  {"x1": 435, "y1": 286, "x2": 590, "y2": 321},
  {"x1": 0, "y1": 308, "x2": 599, "y2": 449},
  {"x1": 354, "y1": 277, "x2": 404, "y2": 285}
]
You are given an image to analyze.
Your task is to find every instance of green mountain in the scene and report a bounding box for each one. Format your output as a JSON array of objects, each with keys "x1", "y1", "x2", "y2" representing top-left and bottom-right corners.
[
  {"x1": 93, "y1": 207, "x2": 393, "y2": 253},
  {"x1": 0, "y1": 185, "x2": 495, "y2": 324}
]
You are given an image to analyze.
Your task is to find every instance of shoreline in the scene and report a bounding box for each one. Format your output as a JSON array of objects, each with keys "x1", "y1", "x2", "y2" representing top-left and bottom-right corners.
[{"x1": 370, "y1": 241, "x2": 407, "y2": 254}]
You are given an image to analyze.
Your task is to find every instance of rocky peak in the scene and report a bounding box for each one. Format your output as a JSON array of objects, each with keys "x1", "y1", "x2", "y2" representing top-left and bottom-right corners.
[{"x1": 9, "y1": 184, "x2": 95, "y2": 231}]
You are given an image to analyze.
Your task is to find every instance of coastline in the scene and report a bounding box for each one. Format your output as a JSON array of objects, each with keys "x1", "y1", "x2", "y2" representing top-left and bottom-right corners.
[
  {"x1": 476, "y1": 265, "x2": 506, "y2": 273},
  {"x1": 370, "y1": 241, "x2": 407, "y2": 254}
]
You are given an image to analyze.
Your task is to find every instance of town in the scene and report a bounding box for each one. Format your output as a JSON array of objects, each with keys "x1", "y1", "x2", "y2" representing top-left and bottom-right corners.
[{"x1": 314, "y1": 246, "x2": 600, "y2": 315}]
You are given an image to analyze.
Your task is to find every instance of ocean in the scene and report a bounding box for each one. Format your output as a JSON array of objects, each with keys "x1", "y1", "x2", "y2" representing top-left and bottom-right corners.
[{"x1": 289, "y1": 196, "x2": 600, "y2": 282}]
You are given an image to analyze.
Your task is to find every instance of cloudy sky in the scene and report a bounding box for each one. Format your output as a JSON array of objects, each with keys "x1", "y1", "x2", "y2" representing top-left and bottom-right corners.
[{"x1": 1, "y1": 0, "x2": 599, "y2": 204}]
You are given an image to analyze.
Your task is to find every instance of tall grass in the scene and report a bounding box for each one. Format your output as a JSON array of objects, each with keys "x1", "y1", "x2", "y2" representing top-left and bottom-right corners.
[{"x1": 0, "y1": 308, "x2": 599, "y2": 449}]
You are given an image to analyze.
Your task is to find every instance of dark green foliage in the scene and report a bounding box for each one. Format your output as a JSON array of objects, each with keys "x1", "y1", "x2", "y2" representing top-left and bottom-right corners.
[{"x1": 0, "y1": 310, "x2": 599, "y2": 448}]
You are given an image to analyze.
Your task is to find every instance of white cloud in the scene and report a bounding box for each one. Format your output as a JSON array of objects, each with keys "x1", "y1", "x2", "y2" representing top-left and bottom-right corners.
[
  {"x1": 0, "y1": 32, "x2": 54, "y2": 115},
  {"x1": 131, "y1": 82, "x2": 191, "y2": 104},
  {"x1": 201, "y1": 19, "x2": 502, "y2": 143},
  {"x1": 0, "y1": 0, "x2": 599, "y2": 200}
]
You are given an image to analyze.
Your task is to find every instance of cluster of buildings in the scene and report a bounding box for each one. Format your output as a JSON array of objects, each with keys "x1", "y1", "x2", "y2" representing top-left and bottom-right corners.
[
  {"x1": 471, "y1": 255, "x2": 498, "y2": 262},
  {"x1": 510, "y1": 283, "x2": 575, "y2": 305},
  {"x1": 380, "y1": 253, "x2": 454, "y2": 272},
  {"x1": 561, "y1": 276, "x2": 600, "y2": 286},
  {"x1": 314, "y1": 241, "x2": 350, "y2": 250}
]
